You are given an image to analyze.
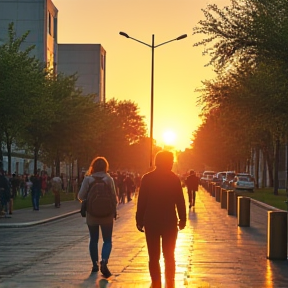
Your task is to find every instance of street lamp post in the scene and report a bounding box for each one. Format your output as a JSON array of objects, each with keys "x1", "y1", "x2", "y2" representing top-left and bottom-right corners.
[{"x1": 119, "y1": 31, "x2": 187, "y2": 168}]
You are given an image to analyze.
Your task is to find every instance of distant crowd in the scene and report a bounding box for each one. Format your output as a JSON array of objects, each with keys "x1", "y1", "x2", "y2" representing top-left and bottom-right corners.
[{"x1": 0, "y1": 167, "x2": 142, "y2": 218}]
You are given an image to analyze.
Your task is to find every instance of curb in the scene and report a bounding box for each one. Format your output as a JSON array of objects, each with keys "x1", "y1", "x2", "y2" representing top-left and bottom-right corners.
[
  {"x1": 251, "y1": 198, "x2": 287, "y2": 212},
  {"x1": 0, "y1": 210, "x2": 80, "y2": 228}
]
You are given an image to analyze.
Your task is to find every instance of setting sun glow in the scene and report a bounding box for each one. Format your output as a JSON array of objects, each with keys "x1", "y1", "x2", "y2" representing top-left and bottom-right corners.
[
  {"x1": 162, "y1": 130, "x2": 176, "y2": 146},
  {"x1": 52, "y1": 0, "x2": 231, "y2": 151}
]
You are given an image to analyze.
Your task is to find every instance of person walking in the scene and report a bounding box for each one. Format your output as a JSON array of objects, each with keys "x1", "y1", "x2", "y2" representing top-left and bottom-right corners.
[
  {"x1": 116, "y1": 171, "x2": 126, "y2": 204},
  {"x1": 0, "y1": 161, "x2": 11, "y2": 218},
  {"x1": 51, "y1": 175, "x2": 62, "y2": 208},
  {"x1": 78, "y1": 156, "x2": 118, "y2": 278},
  {"x1": 136, "y1": 150, "x2": 186, "y2": 288},
  {"x1": 40, "y1": 171, "x2": 48, "y2": 197},
  {"x1": 30, "y1": 172, "x2": 41, "y2": 211},
  {"x1": 125, "y1": 173, "x2": 134, "y2": 202},
  {"x1": 185, "y1": 170, "x2": 199, "y2": 208},
  {"x1": 9, "y1": 173, "x2": 19, "y2": 214}
]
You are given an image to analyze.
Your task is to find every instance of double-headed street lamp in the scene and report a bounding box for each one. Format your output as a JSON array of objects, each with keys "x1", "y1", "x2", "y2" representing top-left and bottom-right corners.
[{"x1": 119, "y1": 31, "x2": 187, "y2": 168}]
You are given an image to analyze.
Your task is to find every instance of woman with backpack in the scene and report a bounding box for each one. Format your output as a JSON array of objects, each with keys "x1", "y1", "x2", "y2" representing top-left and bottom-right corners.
[{"x1": 78, "y1": 156, "x2": 118, "y2": 278}]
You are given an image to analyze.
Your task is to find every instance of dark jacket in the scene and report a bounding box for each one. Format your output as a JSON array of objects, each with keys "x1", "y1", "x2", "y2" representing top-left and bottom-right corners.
[
  {"x1": 185, "y1": 174, "x2": 199, "y2": 191},
  {"x1": 136, "y1": 168, "x2": 186, "y2": 229},
  {"x1": 0, "y1": 173, "x2": 10, "y2": 202}
]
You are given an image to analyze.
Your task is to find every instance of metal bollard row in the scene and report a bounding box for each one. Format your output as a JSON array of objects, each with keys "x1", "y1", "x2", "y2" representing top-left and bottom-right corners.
[{"x1": 204, "y1": 182, "x2": 288, "y2": 261}]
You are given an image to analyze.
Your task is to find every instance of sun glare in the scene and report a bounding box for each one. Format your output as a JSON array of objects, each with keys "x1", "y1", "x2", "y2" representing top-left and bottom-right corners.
[{"x1": 162, "y1": 130, "x2": 176, "y2": 146}]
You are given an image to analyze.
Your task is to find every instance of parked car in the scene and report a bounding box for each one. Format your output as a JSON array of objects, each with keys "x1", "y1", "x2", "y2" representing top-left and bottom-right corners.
[
  {"x1": 200, "y1": 171, "x2": 216, "y2": 185},
  {"x1": 211, "y1": 172, "x2": 225, "y2": 186},
  {"x1": 230, "y1": 173, "x2": 255, "y2": 191},
  {"x1": 221, "y1": 171, "x2": 236, "y2": 188},
  {"x1": 211, "y1": 177, "x2": 222, "y2": 186}
]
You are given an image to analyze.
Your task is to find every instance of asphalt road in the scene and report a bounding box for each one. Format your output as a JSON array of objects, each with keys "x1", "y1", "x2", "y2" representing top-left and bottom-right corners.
[{"x1": 0, "y1": 188, "x2": 288, "y2": 288}]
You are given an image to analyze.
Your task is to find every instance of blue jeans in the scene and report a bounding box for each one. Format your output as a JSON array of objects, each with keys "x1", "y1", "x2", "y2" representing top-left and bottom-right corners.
[
  {"x1": 31, "y1": 188, "x2": 40, "y2": 210},
  {"x1": 88, "y1": 223, "x2": 113, "y2": 266}
]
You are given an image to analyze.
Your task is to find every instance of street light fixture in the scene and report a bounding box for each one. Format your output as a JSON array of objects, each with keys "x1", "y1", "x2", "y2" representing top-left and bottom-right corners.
[{"x1": 119, "y1": 31, "x2": 187, "y2": 168}]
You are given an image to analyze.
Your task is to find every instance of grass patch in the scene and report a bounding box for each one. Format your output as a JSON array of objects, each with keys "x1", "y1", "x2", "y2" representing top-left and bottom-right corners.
[
  {"x1": 236, "y1": 188, "x2": 288, "y2": 211},
  {"x1": 13, "y1": 190, "x2": 76, "y2": 210}
]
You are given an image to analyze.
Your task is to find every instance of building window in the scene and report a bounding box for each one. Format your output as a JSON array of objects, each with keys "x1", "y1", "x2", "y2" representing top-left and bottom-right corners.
[
  {"x1": 48, "y1": 12, "x2": 52, "y2": 36},
  {"x1": 101, "y1": 54, "x2": 105, "y2": 70},
  {"x1": 53, "y1": 17, "x2": 57, "y2": 40}
]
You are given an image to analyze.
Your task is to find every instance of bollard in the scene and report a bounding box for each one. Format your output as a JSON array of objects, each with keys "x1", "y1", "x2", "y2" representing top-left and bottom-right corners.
[
  {"x1": 237, "y1": 196, "x2": 250, "y2": 227},
  {"x1": 211, "y1": 182, "x2": 216, "y2": 197},
  {"x1": 235, "y1": 192, "x2": 239, "y2": 216},
  {"x1": 220, "y1": 188, "x2": 228, "y2": 209},
  {"x1": 227, "y1": 190, "x2": 235, "y2": 215},
  {"x1": 215, "y1": 186, "x2": 221, "y2": 202},
  {"x1": 267, "y1": 211, "x2": 287, "y2": 260},
  {"x1": 209, "y1": 182, "x2": 213, "y2": 195}
]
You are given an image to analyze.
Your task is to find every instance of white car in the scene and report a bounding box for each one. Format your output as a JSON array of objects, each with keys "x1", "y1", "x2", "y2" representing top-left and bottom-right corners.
[
  {"x1": 200, "y1": 171, "x2": 216, "y2": 185},
  {"x1": 219, "y1": 171, "x2": 236, "y2": 188},
  {"x1": 230, "y1": 173, "x2": 255, "y2": 191}
]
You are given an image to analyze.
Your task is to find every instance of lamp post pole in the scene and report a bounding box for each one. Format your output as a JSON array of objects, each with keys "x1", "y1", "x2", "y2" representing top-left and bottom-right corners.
[
  {"x1": 119, "y1": 32, "x2": 187, "y2": 168},
  {"x1": 150, "y1": 34, "x2": 155, "y2": 168}
]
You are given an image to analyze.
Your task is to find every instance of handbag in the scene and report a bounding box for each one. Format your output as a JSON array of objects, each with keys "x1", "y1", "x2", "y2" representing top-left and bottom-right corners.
[{"x1": 80, "y1": 200, "x2": 87, "y2": 217}]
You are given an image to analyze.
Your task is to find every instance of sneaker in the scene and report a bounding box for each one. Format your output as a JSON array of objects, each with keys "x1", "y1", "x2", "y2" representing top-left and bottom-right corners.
[
  {"x1": 100, "y1": 260, "x2": 112, "y2": 278},
  {"x1": 91, "y1": 265, "x2": 99, "y2": 273}
]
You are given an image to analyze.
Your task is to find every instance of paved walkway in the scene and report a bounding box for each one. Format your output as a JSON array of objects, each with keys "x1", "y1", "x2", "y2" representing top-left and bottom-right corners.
[{"x1": 1, "y1": 187, "x2": 288, "y2": 287}]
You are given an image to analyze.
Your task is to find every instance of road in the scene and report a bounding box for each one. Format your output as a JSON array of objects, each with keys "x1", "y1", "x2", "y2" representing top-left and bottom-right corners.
[
  {"x1": 0, "y1": 188, "x2": 288, "y2": 288},
  {"x1": 0, "y1": 202, "x2": 152, "y2": 288}
]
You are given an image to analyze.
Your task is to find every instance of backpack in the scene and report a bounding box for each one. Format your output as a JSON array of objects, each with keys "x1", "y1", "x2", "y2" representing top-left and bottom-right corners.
[{"x1": 86, "y1": 176, "x2": 116, "y2": 218}]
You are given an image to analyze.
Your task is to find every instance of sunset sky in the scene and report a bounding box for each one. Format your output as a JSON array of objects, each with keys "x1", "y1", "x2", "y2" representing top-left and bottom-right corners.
[{"x1": 53, "y1": 0, "x2": 231, "y2": 151}]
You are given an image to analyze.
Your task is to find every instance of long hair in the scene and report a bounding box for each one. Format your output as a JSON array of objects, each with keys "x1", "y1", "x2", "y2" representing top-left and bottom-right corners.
[{"x1": 87, "y1": 156, "x2": 109, "y2": 175}]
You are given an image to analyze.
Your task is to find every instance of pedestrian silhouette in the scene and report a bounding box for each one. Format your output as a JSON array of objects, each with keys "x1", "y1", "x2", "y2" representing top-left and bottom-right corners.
[{"x1": 136, "y1": 150, "x2": 186, "y2": 288}]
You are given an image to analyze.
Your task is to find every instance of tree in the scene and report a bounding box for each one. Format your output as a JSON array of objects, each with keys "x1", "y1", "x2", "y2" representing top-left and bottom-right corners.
[
  {"x1": 193, "y1": 0, "x2": 288, "y2": 71},
  {"x1": 38, "y1": 72, "x2": 95, "y2": 176},
  {"x1": 192, "y1": 0, "x2": 288, "y2": 193},
  {"x1": 80, "y1": 98, "x2": 148, "y2": 172},
  {"x1": 0, "y1": 23, "x2": 47, "y2": 174}
]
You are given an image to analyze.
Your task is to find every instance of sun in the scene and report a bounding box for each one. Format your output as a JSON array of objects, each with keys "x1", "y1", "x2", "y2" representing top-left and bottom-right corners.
[{"x1": 162, "y1": 130, "x2": 176, "y2": 146}]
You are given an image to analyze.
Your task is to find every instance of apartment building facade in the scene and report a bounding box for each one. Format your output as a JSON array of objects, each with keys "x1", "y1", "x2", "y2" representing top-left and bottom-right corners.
[
  {"x1": 57, "y1": 44, "x2": 106, "y2": 102},
  {"x1": 0, "y1": 0, "x2": 58, "y2": 70},
  {"x1": 0, "y1": 0, "x2": 106, "y2": 177},
  {"x1": 0, "y1": 0, "x2": 58, "y2": 174}
]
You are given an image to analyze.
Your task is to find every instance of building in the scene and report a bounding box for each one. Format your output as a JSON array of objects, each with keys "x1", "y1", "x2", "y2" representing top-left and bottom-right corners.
[
  {"x1": 0, "y1": 0, "x2": 58, "y2": 70},
  {"x1": 0, "y1": 0, "x2": 58, "y2": 174},
  {"x1": 0, "y1": 1, "x2": 106, "y2": 177},
  {"x1": 57, "y1": 44, "x2": 106, "y2": 102}
]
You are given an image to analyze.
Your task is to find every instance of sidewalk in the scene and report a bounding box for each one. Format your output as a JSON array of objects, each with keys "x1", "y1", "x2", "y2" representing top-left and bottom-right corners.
[
  {"x1": 0, "y1": 187, "x2": 288, "y2": 287},
  {"x1": 0, "y1": 200, "x2": 81, "y2": 228}
]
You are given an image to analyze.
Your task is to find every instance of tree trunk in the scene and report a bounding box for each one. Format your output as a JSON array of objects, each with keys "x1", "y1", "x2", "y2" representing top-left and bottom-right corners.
[
  {"x1": 263, "y1": 145, "x2": 274, "y2": 187},
  {"x1": 286, "y1": 142, "x2": 288, "y2": 195},
  {"x1": 4, "y1": 131, "x2": 12, "y2": 175},
  {"x1": 273, "y1": 139, "x2": 280, "y2": 195},
  {"x1": 33, "y1": 145, "x2": 39, "y2": 175},
  {"x1": 0, "y1": 134, "x2": 3, "y2": 162},
  {"x1": 255, "y1": 147, "x2": 260, "y2": 189},
  {"x1": 55, "y1": 150, "x2": 60, "y2": 177}
]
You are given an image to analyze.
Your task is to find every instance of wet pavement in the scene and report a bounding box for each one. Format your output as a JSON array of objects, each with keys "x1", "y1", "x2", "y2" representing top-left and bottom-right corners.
[{"x1": 0, "y1": 187, "x2": 288, "y2": 288}]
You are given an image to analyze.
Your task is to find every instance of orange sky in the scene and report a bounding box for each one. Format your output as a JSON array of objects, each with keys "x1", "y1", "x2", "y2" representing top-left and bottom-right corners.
[{"x1": 53, "y1": 0, "x2": 231, "y2": 151}]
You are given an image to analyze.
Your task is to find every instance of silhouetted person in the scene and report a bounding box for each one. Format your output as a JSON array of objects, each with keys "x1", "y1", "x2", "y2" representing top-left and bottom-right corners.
[
  {"x1": 51, "y1": 176, "x2": 62, "y2": 208},
  {"x1": 117, "y1": 171, "x2": 126, "y2": 204},
  {"x1": 9, "y1": 173, "x2": 19, "y2": 214},
  {"x1": 30, "y1": 172, "x2": 41, "y2": 210},
  {"x1": 185, "y1": 170, "x2": 199, "y2": 208},
  {"x1": 136, "y1": 150, "x2": 186, "y2": 288},
  {"x1": 0, "y1": 161, "x2": 10, "y2": 218},
  {"x1": 124, "y1": 174, "x2": 134, "y2": 202}
]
